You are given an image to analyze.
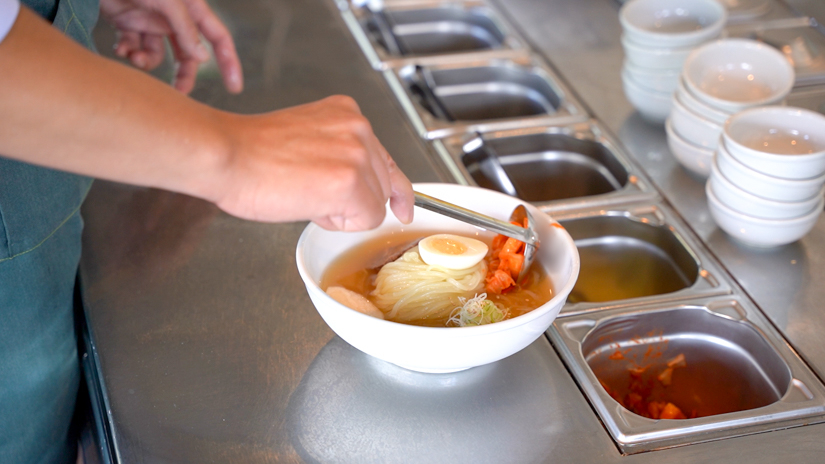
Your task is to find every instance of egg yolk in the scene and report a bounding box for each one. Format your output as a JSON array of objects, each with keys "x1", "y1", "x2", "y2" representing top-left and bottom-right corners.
[
  {"x1": 429, "y1": 237, "x2": 468, "y2": 255},
  {"x1": 418, "y1": 234, "x2": 488, "y2": 270}
]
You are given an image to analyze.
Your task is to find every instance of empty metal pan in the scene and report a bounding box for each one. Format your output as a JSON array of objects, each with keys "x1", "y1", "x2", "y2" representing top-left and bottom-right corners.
[
  {"x1": 413, "y1": 64, "x2": 562, "y2": 121},
  {"x1": 368, "y1": 6, "x2": 506, "y2": 56},
  {"x1": 431, "y1": 123, "x2": 656, "y2": 211},
  {"x1": 340, "y1": 0, "x2": 530, "y2": 70},
  {"x1": 462, "y1": 132, "x2": 628, "y2": 202},
  {"x1": 389, "y1": 58, "x2": 588, "y2": 139}
]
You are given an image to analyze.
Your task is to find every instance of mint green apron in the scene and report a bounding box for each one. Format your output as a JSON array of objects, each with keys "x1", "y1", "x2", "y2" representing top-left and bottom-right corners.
[{"x1": 0, "y1": 1, "x2": 98, "y2": 463}]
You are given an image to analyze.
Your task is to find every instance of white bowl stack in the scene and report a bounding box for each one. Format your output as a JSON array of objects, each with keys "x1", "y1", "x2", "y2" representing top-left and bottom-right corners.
[
  {"x1": 667, "y1": 39, "x2": 796, "y2": 177},
  {"x1": 620, "y1": 0, "x2": 727, "y2": 123},
  {"x1": 707, "y1": 106, "x2": 825, "y2": 247}
]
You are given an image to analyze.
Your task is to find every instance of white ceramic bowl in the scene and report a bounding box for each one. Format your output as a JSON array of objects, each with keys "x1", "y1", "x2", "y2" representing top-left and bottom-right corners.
[
  {"x1": 623, "y1": 61, "x2": 681, "y2": 93},
  {"x1": 622, "y1": 67, "x2": 673, "y2": 123},
  {"x1": 621, "y1": 34, "x2": 693, "y2": 69},
  {"x1": 709, "y1": 158, "x2": 823, "y2": 220},
  {"x1": 295, "y1": 183, "x2": 580, "y2": 373},
  {"x1": 683, "y1": 39, "x2": 795, "y2": 114},
  {"x1": 620, "y1": 0, "x2": 727, "y2": 48},
  {"x1": 723, "y1": 106, "x2": 825, "y2": 180},
  {"x1": 670, "y1": 93, "x2": 723, "y2": 149},
  {"x1": 677, "y1": 77, "x2": 731, "y2": 125},
  {"x1": 716, "y1": 141, "x2": 825, "y2": 201},
  {"x1": 707, "y1": 181, "x2": 823, "y2": 247},
  {"x1": 666, "y1": 118, "x2": 714, "y2": 177}
]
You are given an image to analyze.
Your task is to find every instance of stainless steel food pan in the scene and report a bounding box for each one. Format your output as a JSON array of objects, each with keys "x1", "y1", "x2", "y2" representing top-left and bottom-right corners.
[
  {"x1": 340, "y1": 0, "x2": 529, "y2": 70},
  {"x1": 385, "y1": 57, "x2": 588, "y2": 139},
  {"x1": 549, "y1": 296, "x2": 825, "y2": 454},
  {"x1": 431, "y1": 122, "x2": 656, "y2": 211},
  {"x1": 553, "y1": 203, "x2": 732, "y2": 315}
]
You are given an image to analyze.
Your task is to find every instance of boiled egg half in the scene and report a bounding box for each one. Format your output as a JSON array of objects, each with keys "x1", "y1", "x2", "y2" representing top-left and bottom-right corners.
[{"x1": 418, "y1": 234, "x2": 488, "y2": 270}]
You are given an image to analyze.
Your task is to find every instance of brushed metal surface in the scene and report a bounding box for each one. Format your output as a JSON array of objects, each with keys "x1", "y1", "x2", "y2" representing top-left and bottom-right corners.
[{"x1": 79, "y1": 0, "x2": 825, "y2": 462}]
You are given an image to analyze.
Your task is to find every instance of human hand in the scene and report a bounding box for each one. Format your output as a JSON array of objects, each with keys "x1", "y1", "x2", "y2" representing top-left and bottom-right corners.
[
  {"x1": 99, "y1": 0, "x2": 243, "y2": 94},
  {"x1": 209, "y1": 95, "x2": 414, "y2": 231}
]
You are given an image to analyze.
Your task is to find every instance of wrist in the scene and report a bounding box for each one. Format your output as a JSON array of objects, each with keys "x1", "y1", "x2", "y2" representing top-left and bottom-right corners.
[{"x1": 173, "y1": 106, "x2": 237, "y2": 205}]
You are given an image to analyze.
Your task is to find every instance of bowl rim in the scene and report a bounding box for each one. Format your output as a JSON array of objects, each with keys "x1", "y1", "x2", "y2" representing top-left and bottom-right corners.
[
  {"x1": 682, "y1": 39, "x2": 795, "y2": 110},
  {"x1": 620, "y1": 33, "x2": 695, "y2": 54},
  {"x1": 623, "y1": 59, "x2": 683, "y2": 77},
  {"x1": 723, "y1": 106, "x2": 825, "y2": 161},
  {"x1": 676, "y1": 77, "x2": 731, "y2": 124},
  {"x1": 666, "y1": 117, "x2": 715, "y2": 155},
  {"x1": 622, "y1": 66, "x2": 674, "y2": 98},
  {"x1": 710, "y1": 156, "x2": 825, "y2": 208},
  {"x1": 619, "y1": 0, "x2": 727, "y2": 43},
  {"x1": 672, "y1": 92, "x2": 724, "y2": 131},
  {"x1": 295, "y1": 183, "x2": 581, "y2": 335},
  {"x1": 718, "y1": 141, "x2": 825, "y2": 187},
  {"x1": 706, "y1": 180, "x2": 825, "y2": 225}
]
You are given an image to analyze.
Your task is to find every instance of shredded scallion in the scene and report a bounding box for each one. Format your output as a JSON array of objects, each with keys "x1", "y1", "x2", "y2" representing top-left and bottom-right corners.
[{"x1": 449, "y1": 293, "x2": 508, "y2": 327}]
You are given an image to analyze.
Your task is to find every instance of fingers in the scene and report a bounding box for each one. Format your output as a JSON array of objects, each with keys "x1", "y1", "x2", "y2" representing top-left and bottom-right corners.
[
  {"x1": 328, "y1": 96, "x2": 413, "y2": 230},
  {"x1": 116, "y1": 32, "x2": 166, "y2": 70},
  {"x1": 167, "y1": 36, "x2": 198, "y2": 93},
  {"x1": 160, "y1": 0, "x2": 243, "y2": 93},
  {"x1": 114, "y1": 30, "x2": 141, "y2": 59},
  {"x1": 174, "y1": 59, "x2": 199, "y2": 94},
  {"x1": 142, "y1": 34, "x2": 166, "y2": 69},
  {"x1": 387, "y1": 157, "x2": 414, "y2": 224},
  {"x1": 214, "y1": 96, "x2": 411, "y2": 231},
  {"x1": 182, "y1": 0, "x2": 243, "y2": 93},
  {"x1": 105, "y1": 0, "x2": 243, "y2": 93},
  {"x1": 151, "y1": 0, "x2": 210, "y2": 63},
  {"x1": 360, "y1": 126, "x2": 393, "y2": 211}
]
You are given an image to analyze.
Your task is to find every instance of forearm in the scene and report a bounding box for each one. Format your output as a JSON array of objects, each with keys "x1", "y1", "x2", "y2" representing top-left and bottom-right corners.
[
  {"x1": 0, "y1": 6, "x2": 414, "y2": 229},
  {"x1": 0, "y1": 7, "x2": 229, "y2": 202}
]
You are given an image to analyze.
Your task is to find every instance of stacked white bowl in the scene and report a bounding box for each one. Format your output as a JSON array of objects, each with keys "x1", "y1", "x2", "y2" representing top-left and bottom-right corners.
[
  {"x1": 707, "y1": 107, "x2": 825, "y2": 247},
  {"x1": 620, "y1": 0, "x2": 727, "y2": 123},
  {"x1": 667, "y1": 39, "x2": 796, "y2": 177}
]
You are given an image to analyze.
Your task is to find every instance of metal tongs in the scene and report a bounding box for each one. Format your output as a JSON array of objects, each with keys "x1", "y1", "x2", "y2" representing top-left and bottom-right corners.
[
  {"x1": 365, "y1": 0, "x2": 406, "y2": 56},
  {"x1": 410, "y1": 66, "x2": 454, "y2": 121},
  {"x1": 413, "y1": 191, "x2": 539, "y2": 283}
]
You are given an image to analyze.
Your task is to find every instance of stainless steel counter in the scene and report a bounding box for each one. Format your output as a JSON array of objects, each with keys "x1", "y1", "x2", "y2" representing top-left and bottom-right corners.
[{"x1": 80, "y1": 0, "x2": 825, "y2": 462}]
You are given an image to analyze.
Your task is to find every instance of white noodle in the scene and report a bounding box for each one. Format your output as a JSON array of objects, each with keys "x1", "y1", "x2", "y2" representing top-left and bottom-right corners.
[{"x1": 371, "y1": 246, "x2": 486, "y2": 323}]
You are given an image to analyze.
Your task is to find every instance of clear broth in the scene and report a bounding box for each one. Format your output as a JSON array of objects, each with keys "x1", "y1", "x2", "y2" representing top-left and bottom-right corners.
[{"x1": 321, "y1": 230, "x2": 554, "y2": 327}]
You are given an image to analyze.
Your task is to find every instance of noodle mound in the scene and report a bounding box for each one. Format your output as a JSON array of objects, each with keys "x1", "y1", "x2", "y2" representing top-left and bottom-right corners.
[{"x1": 371, "y1": 246, "x2": 487, "y2": 323}]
